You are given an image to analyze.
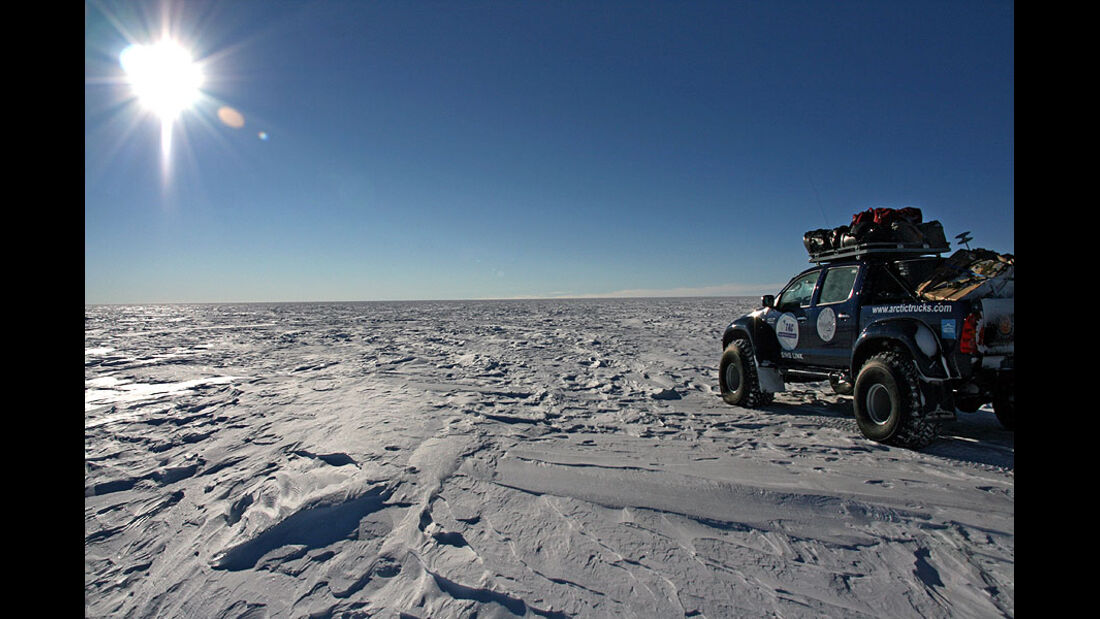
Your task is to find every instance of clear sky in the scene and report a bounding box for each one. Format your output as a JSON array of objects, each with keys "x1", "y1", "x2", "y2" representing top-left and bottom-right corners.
[{"x1": 85, "y1": 0, "x2": 1014, "y2": 304}]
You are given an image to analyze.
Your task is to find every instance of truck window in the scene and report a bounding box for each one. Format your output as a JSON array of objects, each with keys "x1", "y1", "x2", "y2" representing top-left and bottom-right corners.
[
  {"x1": 819, "y1": 266, "x2": 859, "y2": 305},
  {"x1": 865, "y1": 264, "x2": 913, "y2": 303},
  {"x1": 777, "y1": 271, "x2": 820, "y2": 310}
]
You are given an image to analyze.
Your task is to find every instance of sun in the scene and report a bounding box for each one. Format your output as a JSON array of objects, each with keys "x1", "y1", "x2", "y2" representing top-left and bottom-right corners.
[
  {"x1": 119, "y1": 40, "x2": 203, "y2": 121},
  {"x1": 119, "y1": 39, "x2": 204, "y2": 177}
]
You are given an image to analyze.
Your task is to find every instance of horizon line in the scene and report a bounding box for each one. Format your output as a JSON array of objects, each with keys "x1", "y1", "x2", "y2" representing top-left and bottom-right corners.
[
  {"x1": 84, "y1": 294, "x2": 773, "y2": 307},
  {"x1": 84, "y1": 283, "x2": 784, "y2": 306},
  {"x1": 88, "y1": 283, "x2": 792, "y2": 307}
]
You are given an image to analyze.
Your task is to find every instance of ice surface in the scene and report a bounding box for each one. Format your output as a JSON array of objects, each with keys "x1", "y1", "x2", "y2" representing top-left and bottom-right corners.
[{"x1": 84, "y1": 299, "x2": 1013, "y2": 618}]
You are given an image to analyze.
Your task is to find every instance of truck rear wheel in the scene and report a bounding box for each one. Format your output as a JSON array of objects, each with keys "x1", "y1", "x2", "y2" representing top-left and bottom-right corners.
[
  {"x1": 853, "y1": 351, "x2": 938, "y2": 448},
  {"x1": 719, "y1": 339, "x2": 772, "y2": 408},
  {"x1": 993, "y1": 391, "x2": 1014, "y2": 431}
]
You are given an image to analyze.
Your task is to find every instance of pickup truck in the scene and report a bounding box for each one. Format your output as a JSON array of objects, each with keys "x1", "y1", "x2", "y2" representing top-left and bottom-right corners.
[{"x1": 719, "y1": 244, "x2": 1014, "y2": 449}]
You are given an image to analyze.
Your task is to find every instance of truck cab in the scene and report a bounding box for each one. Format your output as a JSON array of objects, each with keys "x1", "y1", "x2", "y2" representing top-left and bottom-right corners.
[{"x1": 760, "y1": 261, "x2": 862, "y2": 369}]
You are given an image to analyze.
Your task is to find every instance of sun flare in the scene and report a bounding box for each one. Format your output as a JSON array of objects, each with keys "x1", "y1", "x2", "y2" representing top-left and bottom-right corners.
[
  {"x1": 119, "y1": 39, "x2": 204, "y2": 179},
  {"x1": 119, "y1": 40, "x2": 203, "y2": 121}
]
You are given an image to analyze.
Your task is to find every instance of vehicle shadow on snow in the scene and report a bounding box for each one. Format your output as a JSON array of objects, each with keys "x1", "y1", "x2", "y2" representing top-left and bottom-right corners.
[
  {"x1": 757, "y1": 395, "x2": 1014, "y2": 470},
  {"x1": 925, "y1": 410, "x2": 1014, "y2": 470}
]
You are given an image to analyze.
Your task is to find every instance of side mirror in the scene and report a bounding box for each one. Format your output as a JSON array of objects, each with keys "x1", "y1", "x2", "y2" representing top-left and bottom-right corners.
[{"x1": 761, "y1": 294, "x2": 775, "y2": 308}]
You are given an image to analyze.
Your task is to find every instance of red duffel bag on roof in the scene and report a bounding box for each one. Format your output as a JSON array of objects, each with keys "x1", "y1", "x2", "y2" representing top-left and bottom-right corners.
[
  {"x1": 893, "y1": 207, "x2": 923, "y2": 225},
  {"x1": 851, "y1": 206, "x2": 923, "y2": 226}
]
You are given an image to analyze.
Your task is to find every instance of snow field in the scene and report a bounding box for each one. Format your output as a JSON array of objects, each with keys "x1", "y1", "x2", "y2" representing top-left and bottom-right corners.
[{"x1": 85, "y1": 299, "x2": 1013, "y2": 617}]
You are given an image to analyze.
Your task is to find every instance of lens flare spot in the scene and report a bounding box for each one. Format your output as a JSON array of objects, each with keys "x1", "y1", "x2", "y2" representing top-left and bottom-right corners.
[
  {"x1": 217, "y1": 106, "x2": 245, "y2": 128},
  {"x1": 258, "y1": 131, "x2": 269, "y2": 141}
]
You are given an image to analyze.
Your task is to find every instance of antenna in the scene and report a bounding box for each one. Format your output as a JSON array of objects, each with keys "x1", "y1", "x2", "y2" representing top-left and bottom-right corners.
[{"x1": 955, "y1": 231, "x2": 973, "y2": 250}]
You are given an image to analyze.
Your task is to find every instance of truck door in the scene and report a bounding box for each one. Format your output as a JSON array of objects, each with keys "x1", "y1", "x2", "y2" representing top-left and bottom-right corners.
[
  {"x1": 766, "y1": 269, "x2": 822, "y2": 367},
  {"x1": 800, "y1": 264, "x2": 861, "y2": 368}
]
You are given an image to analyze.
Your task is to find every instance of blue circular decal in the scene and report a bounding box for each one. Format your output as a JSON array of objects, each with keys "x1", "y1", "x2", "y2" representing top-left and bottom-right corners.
[{"x1": 776, "y1": 313, "x2": 799, "y2": 351}]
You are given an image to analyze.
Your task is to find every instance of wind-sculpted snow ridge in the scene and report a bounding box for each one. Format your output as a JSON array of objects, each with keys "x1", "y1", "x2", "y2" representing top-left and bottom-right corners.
[{"x1": 85, "y1": 299, "x2": 1013, "y2": 618}]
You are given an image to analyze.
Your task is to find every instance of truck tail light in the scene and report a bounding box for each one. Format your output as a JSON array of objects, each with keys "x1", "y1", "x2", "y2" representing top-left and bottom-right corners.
[{"x1": 958, "y1": 312, "x2": 981, "y2": 354}]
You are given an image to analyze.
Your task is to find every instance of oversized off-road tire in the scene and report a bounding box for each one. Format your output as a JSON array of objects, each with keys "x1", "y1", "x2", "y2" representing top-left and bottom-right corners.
[
  {"x1": 993, "y1": 390, "x2": 1014, "y2": 431},
  {"x1": 852, "y1": 351, "x2": 939, "y2": 448},
  {"x1": 719, "y1": 339, "x2": 773, "y2": 408}
]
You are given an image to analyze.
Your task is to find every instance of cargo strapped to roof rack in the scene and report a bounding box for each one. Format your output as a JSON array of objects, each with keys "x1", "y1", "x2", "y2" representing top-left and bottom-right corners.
[
  {"x1": 808, "y1": 241, "x2": 950, "y2": 263},
  {"x1": 803, "y1": 210, "x2": 951, "y2": 262}
]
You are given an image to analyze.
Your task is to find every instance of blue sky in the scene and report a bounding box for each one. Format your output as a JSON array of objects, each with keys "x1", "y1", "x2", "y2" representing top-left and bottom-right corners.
[{"x1": 85, "y1": 1, "x2": 1013, "y2": 304}]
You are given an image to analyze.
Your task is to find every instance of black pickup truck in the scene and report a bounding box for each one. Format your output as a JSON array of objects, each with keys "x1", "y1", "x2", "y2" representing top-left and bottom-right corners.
[{"x1": 719, "y1": 243, "x2": 1014, "y2": 449}]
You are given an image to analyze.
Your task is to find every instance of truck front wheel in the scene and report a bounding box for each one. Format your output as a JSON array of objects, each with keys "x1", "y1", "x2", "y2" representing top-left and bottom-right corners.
[
  {"x1": 853, "y1": 351, "x2": 938, "y2": 448},
  {"x1": 719, "y1": 339, "x2": 772, "y2": 408}
]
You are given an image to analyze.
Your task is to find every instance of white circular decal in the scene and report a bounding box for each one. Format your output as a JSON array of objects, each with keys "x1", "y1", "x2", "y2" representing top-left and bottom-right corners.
[
  {"x1": 776, "y1": 313, "x2": 800, "y2": 351},
  {"x1": 817, "y1": 307, "x2": 837, "y2": 343}
]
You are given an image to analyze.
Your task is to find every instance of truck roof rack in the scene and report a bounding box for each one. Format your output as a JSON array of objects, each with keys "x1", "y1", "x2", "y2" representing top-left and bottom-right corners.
[{"x1": 808, "y1": 242, "x2": 950, "y2": 263}]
